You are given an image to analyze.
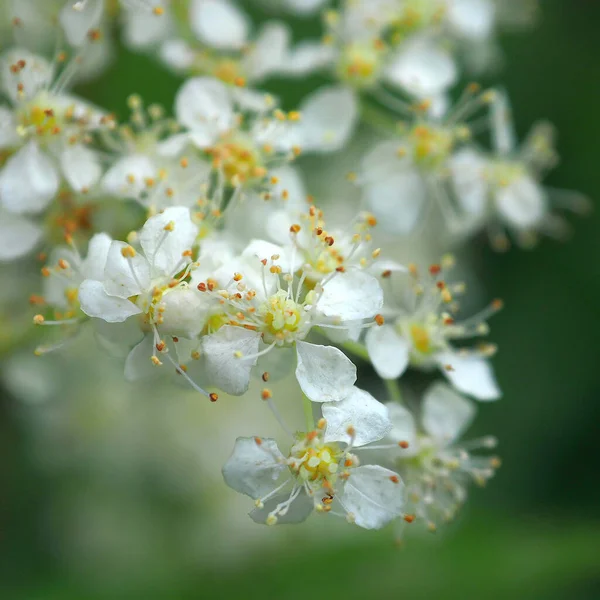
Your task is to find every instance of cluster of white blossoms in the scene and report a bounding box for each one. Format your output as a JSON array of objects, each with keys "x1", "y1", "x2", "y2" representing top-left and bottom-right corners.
[{"x1": 0, "y1": 0, "x2": 588, "y2": 540}]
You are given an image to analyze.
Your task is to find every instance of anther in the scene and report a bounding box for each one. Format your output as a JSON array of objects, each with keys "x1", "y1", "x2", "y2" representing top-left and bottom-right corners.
[
  {"x1": 399, "y1": 440, "x2": 409, "y2": 449},
  {"x1": 33, "y1": 314, "x2": 45, "y2": 325},
  {"x1": 261, "y1": 389, "x2": 272, "y2": 401},
  {"x1": 209, "y1": 392, "x2": 218, "y2": 402}
]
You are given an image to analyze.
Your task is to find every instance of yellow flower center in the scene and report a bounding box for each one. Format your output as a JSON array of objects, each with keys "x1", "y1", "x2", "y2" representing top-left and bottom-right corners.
[
  {"x1": 410, "y1": 124, "x2": 454, "y2": 169},
  {"x1": 262, "y1": 291, "x2": 303, "y2": 338},
  {"x1": 208, "y1": 133, "x2": 264, "y2": 185},
  {"x1": 410, "y1": 323, "x2": 432, "y2": 355},
  {"x1": 337, "y1": 43, "x2": 383, "y2": 88}
]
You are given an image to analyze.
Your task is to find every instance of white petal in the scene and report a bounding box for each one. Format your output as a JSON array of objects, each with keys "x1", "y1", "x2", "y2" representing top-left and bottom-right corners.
[
  {"x1": 241, "y1": 239, "x2": 289, "y2": 272},
  {"x1": 124, "y1": 333, "x2": 161, "y2": 381},
  {"x1": 249, "y1": 490, "x2": 314, "y2": 524},
  {"x1": 103, "y1": 241, "x2": 151, "y2": 298},
  {"x1": 59, "y1": 0, "x2": 104, "y2": 47},
  {"x1": 60, "y1": 144, "x2": 102, "y2": 193},
  {"x1": 495, "y1": 175, "x2": 547, "y2": 229},
  {"x1": 317, "y1": 270, "x2": 383, "y2": 321},
  {"x1": 82, "y1": 232, "x2": 112, "y2": 281},
  {"x1": 159, "y1": 287, "x2": 207, "y2": 338},
  {"x1": 222, "y1": 436, "x2": 286, "y2": 498},
  {"x1": 362, "y1": 170, "x2": 427, "y2": 234},
  {"x1": 244, "y1": 22, "x2": 290, "y2": 81},
  {"x1": 339, "y1": 465, "x2": 405, "y2": 529},
  {"x1": 102, "y1": 154, "x2": 156, "y2": 198},
  {"x1": 122, "y1": 4, "x2": 173, "y2": 48},
  {"x1": 282, "y1": 41, "x2": 335, "y2": 76},
  {"x1": 0, "y1": 142, "x2": 59, "y2": 214},
  {"x1": 0, "y1": 49, "x2": 53, "y2": 103},
  {"x1": 385, "y1": 403, "x2": 418, "y2": 457},
  {"x1": 437, "y1": 351, "x2": 501, "y2": 401},
  {"x1": 190, "y1": 0, "x2": 250, "y2": 50},
  {"x1": 365, "y1": 325, "x2": 410, "y2": 380},
  {"x1": 447, "y1": 0, "x2": 495, "y2": 40},
  {"x1": 174, "y1": 77, "x2": 233, "y2": 146},
  {"x1": 0, "y1": 211, "x2": 42, "y2": 261},
  {"x1": 78, "y1": 279, "x2": 142, "y2": 322},
  {"x1": 159, "y1": 39, "x2": 195, "y2": 72},
  {"x1": 385, "y1": 39, "x2": 457, "y2": 98},
  {"x1": 93, "y1": 318, "x2": 144, "y2": 358},
  {"x1": 202, "y1": 326, "x2": 261, "y2": 395},
  {"x1": 139, "y1": 206, "x2": 198, "y2": 276},
  {"x1": 0, "y1": 107, "x2": 18, "y2": 149},
  {"x1": 296, "y1": 86, "x2": 358, "y2": 153},
  {"x1": 295, "y1": 341, "x2": 357, "y2": 402},
  {"x1": 490, "y1": 90, "x2": 516, "y2": 155},
  {"x1": 449, "y1": 147, "x2": 489, "y2": 217},
  {"x1": 323, "y1": 387, "x2": 391, "y2": 447},
  {"x1": 422, "y1": 382, "x2": 475, "y2": 445},
  {"x1": 284, "y1": 0, "x2": 328, "y2": 14}
]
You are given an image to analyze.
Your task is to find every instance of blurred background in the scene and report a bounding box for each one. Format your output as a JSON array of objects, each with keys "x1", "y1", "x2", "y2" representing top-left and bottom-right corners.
[{"x1": 2, "y1": 0, "x2": 600, "y2": 598}]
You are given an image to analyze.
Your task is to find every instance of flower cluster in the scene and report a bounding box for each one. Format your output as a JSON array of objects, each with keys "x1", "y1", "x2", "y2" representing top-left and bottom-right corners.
[{"x1": 0, "y1": 0, "x2": 588, "y2": 541}]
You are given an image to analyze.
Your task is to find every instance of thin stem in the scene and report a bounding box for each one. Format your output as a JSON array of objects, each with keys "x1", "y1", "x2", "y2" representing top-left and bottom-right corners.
[
  {"x1": 302, "y1": 394, "x2": 315, "y2": 432},
  {"x1": 384, "y1": 378, "x2": 403, "y2": 404},
  {"x1": 360, "y1": 100, "x2": 400, "y2": 136},
  {"x1": 340, "y1": 339, "x2": 370, "y2": 362}
]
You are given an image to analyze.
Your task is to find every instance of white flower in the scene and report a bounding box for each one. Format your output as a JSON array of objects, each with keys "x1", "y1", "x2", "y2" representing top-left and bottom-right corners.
[
  {"x1": 100, "y1": 96, "x2": 212, "y2": 212},
  {"x1": 375, "y1": 383, "x2": 500, "y2": 534},
  {"x1": 449, "y1": 91, "x2": 589, "y2": 249},
  {"x1": 29, "y1": 232, "x2": 112, "y2": 353},
  {"x1": 77, "y1": 207, "x2": 213, "y2": 391},
  {"x1": 222, "y1": 387, "x2": 405, "y2": 528},
  {"x1": 358, "y1": 88, "x2": 491, "y2": 234},
  {"x1": 365, "y1": 259, "x2": 501, "y2": 401},
  {"x1": 193, "y1": 237, "x2": 383, "y2": 399},
  {"x1": 0, "y1": 48, "x2": 104, "y2": 218}
]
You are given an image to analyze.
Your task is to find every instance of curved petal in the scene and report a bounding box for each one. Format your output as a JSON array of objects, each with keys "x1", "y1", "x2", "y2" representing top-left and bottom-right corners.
[
  {"x1": 174, "y1": 77, "x2": 233, "y2": 146},
  {"x1": 190, "y1": 0, "x2": 250, "y2": 50},
  {"x1": 385, "y1": 38, "x2": 457, "y2": 98},
  {"x1": 124, "y1": 333, "x2": 161, "y2": 381},
  {"x1": 365, "y1": 325, "x2": 410, "y2": 380},
  {"x1": 317, "y1": 270, "x2": 383, "y2": 321},
  {"x1": 437, "y1": 351, "x2": 501, "y2": 401},
  {"x1": 139, "y1": 206, "x2": 198, "y2": 277},
  {"x1": 0, "y1": 211, "x2": 42, "y2": 261},
  {"x1": 244, "y1": 22, "x2": 291, "y2": 81},
  {"x1": 296, "y1": 86, "x2": 358, "y2": 153},
  {"x1": 495, "y1": 175, "x2": 547, "y2": 230},
  {"x1": 295, "y1": 341, "x2": 357, "y2": 402},
  {"x1": 60, "y1": 144, "x2": 102, "y2": 193},
  {"x1": 0, "y1": 49, "x2": 53, "y2": 103},
  {"x1": 490, "y1": 89, "x2": 516, "y2": 155},
  {"x1": 222, "y1": 436, "x2": 286, "y2": 498},
  {"x1": 159, "y1": 287, "x2": 207, "y2": 338},
  {"x1": 0, "y1": 106, "x2": 18, "y2": 149},
  {"x1": 202, "y1": 326, "x2": 261, "y2": 396},
  {"x1": 102, "y1": 154, "x2": 156, "y2": 198},
  {"x1": 59, "y1": 0, "x2": 104, "y2": 47},
  {"x1": 82, "y1": 233, "x2": 112, "y2": 281},
  {"x1": 0, "y1": 142, "x2": 59, "y2": 214},
  {"x1": 323, "y1": 387, "x2": 391, "y2": 447},
  {"x1": 449, "y1": 147, "x2": 489, "y2": 217},
  {"x1": 103, "y1": 241, "x2": 151, "y2": 298},
  {"x1": 338, "y1": 465, "x2": 405, "y2": 529},
  {"x1": 78, "y1": 279, "x2": 142, "y2": 322},
  {"x1": 447, "y1": 0, "x2": 496, "y2": 40},
  {"x1": 422, "y1": 382, "x2": 475, "y2": 445},
  {"x1": 385, "y1": 403, "x2": 418, "y2": 457}
]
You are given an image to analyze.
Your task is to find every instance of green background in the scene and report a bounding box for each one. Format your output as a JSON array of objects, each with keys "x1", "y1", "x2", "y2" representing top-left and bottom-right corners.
[{"x1": 2, "y1": 0, "x2": 600, "y2": 598}]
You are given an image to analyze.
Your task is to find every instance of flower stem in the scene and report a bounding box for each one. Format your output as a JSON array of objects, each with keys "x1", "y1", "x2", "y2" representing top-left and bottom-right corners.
[
  {"x1": 302, "y1": 394, "x2": 315, "y2": 432},
  {"x1": 384, "y1": 378, "x2": 403, "y2": 404},
  {"x1": 340, "y1": 339, "x2": 370, "y2": 361}
]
